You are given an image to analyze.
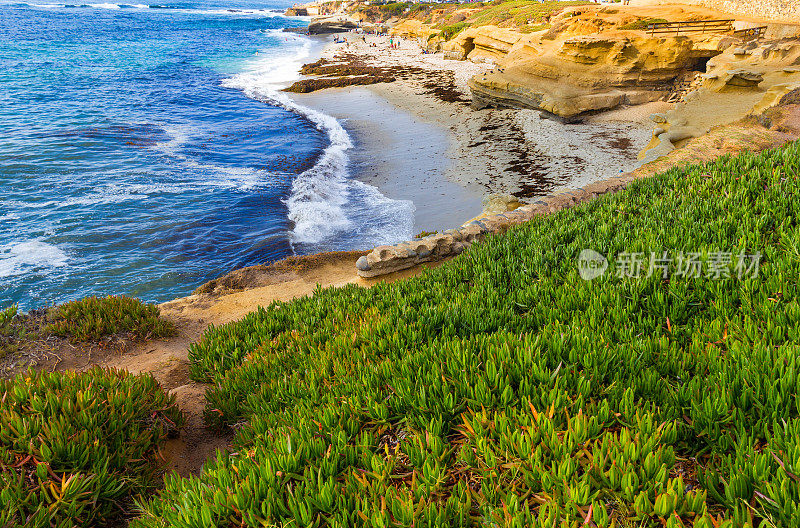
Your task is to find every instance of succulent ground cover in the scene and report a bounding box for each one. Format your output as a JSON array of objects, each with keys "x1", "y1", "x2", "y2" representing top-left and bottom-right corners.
[
  {"x1": 364, "y1": 1, "x2": 589, "y2": 34},
  {"x1": 0, "y1": 296, "x2": 175, "y2": 375},
  {"x1": 130, "y1": 142, "x2": 800, "y2": 527},
  {"x1": 0, "y1": 368, "x2": 184, "y2": 527},
  {"x1": 0, "y1": 306, "x2": 24, "y2": 360},
  {"x1": 461, "y1": 0, "x2": 588, "y2": 30},
  {"x1": 46, "y1": 295, "x2": 175, "y2": 342}
]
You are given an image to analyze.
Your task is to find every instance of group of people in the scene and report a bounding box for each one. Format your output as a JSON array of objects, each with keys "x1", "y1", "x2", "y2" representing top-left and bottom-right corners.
[
  {"x1": 332, "y1": 35, "x2": 350, "y2": 48},
  {"x1": 331, "y1": 33, "x2": 406, "y2": 51}
]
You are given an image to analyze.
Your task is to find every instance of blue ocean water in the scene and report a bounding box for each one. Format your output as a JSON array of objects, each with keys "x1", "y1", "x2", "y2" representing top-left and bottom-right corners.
[{"x1": 0, "y1": 0, "x2": 413, "y2": 309}]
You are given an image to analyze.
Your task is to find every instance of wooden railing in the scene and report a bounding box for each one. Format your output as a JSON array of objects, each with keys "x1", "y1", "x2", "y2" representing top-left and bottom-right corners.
[
  {"x1": 647, "y1": 19, "x2": 734, "y2": 37},
  {"x1": 733, "y1": 26, "x2": 767, "y2": 40}
]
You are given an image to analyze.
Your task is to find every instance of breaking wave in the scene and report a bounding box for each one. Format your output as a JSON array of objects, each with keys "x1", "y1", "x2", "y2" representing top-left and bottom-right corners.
[{"x1": 221, "y1": 32, "x2": 414, "y2": 246}]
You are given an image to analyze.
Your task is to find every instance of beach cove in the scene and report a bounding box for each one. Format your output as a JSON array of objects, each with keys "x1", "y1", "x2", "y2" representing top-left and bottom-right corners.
[{"x1": 290, "y1": 31, "x2": 661, "y2": 235}]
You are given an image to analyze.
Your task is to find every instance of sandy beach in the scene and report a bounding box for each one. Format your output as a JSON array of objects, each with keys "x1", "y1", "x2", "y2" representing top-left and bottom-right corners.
[{"x1": 291, "y1": 32, "x2": 668, "y2": 230}]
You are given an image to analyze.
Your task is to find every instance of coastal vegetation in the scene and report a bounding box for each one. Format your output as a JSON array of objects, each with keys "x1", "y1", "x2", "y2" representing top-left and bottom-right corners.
[
  {"x1": 462, "y1": 0, "x2": 587, "y2": 30},
  {"x1": 0, "y1": 296, "x2": 174, "y2": 362},
  {"x1": 124, "y1": 141, "x2": 800, "y2": 526},
  {"x1": 619, "y1": 18, "x2": 669, "y2": 31},
  {"x1": 438, "y1": 21, "x2": 469, "y2": 41},
  {"x1": 0, "y1": 368, "x2": 184, "y2": 527},
  {"x1": 368, "y1": 0, "x2": 589, "y2": 33},
  {"x1": 46, "y1": 295, "x2": 175, "y2": 342},
  {"x1": 0, "y1": 306, "x2": 24, "y2": 359}
]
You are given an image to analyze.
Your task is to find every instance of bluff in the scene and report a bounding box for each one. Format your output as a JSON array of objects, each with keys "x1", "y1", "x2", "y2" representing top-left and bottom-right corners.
[{"x1": 462, "y1": 4, "x2": 732, "y2": 119}]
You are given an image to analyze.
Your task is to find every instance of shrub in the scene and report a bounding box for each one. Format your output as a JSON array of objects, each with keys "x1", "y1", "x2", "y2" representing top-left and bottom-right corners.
[
  {"x1": 46, "y1": 295, "x2": 175, "y2": 342},
  {"x1": 438, "y1": 21, "x2": 469, "y2": 40},
  {"x1": 0, "y1": 368, "x2": 184, "y2": 527},
  {"x1": 466, "y1": 0, "x2": 589, "y2": 28},
  {"x1": 135, "y1": 142, "x2": 800, "y2": 527},
  {"x1": 0, "y1": 305, "x2": 24, "y2": 359},
  {"x1": 378, "y1": 1, "x2": 407, "y2": 17},
  {"x1": 620, "y1": 17, "x2": 669, "y2": 31}
]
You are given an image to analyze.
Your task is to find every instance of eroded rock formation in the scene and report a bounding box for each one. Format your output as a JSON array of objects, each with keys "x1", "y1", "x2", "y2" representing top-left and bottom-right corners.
[
  {"x1": 308, "y1": 16, "x2": 358, "y2": 34},
  {"x1": 461, "y1": 5, "x2": 738, "y2": 119},
  {"x1": 640, "y1": 39, "x2": 800, "y2": 161}
]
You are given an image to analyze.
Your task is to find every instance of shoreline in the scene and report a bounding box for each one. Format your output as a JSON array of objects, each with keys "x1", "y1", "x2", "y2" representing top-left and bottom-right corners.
[
  {"x1": 292, "y1": 33, "x2": 664, "y2": 227},
  {"x1": 292, "y1": 87, "x2": 485, "y2": 234}
]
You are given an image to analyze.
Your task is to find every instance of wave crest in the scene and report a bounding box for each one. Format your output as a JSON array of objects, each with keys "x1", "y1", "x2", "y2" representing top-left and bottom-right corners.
[{"x1": 0, "y1": 240, "x2": 68, "y2": 278}]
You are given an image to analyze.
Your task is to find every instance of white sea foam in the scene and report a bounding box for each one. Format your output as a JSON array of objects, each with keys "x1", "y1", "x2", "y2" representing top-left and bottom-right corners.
[
  {"x1": 0, "y1": 239, "x2": 68, "y2": 278},
  {"x1": 221, "y1": 33, "x2": 414, "y2": 246},
  {"x1": 88, "y1": 3, "x2": 121, "y2": 9},
  {"x1": 152, "y1": 123, "x2": 272, "y2": 191},
  {"x1": 350, "y1": 181, "x2": 415, "y2": 247},
  {"x1": 153, "y1": 123, "x2": 195, "y2": 158},
  {"x1": 181, "y1": 8, "x2": 283, "y2": 17}
]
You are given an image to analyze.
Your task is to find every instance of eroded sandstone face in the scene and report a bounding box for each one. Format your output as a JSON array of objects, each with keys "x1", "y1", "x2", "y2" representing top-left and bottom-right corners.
[
  {"x1": 467, "y1": 31, "x2": 722, "y2": 119},
  {"x1": 454, "y1": 4, "x2": 739, "y2": 119},
  {"x1": 640, "y1": 39, "x2": 800, "y2": 162}
]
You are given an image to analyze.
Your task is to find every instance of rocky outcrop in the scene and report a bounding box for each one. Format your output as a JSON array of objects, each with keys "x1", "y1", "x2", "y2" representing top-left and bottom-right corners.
[
  {"x1": 390, "y1": 20, "x2": 438, "y2": 41},
  {"x1": 443, "y1": 26, "x2": 522, "y2": 62},
  {"x1": 640, "y1": 39, "x2": 800, "y2": 162},
  {"x1": 389, "y1": 20, "x2": 444, "y2": 52},
  {"x1": 457, "y1": 3, "x2": 755, "y2": 119},
  {"x1": 469, "y1": 32, "x2": 714, "y2": 119},
  {"x1": 308, "y1": 16, "x2": 357, "y2": 34}
]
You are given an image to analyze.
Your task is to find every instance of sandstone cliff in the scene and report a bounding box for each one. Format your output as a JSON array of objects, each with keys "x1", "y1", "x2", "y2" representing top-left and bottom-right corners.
[
  {"x1": 641, "y1": 39, "x2": 800, "y2": 161},
  {"x1": 463, "y1": 4, "x2": 750, "y2": 119},
  {"x1": 469, "y1": 31, "x2": 721, "y2": 119},
  {"x1": 442, "y1": 25, "x2": 523, "y2": 62}
]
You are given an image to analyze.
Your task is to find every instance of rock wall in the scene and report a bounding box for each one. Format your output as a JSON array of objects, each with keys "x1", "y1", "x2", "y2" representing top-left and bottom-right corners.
[
  {"x1": 443, "y1": 26, "x2": 522, "y2": 62},
  {"x1": 698, "y1": 0, "x2": 800, "y2": 22}
]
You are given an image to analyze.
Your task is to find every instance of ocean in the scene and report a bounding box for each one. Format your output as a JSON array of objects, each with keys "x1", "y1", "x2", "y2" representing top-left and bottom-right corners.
[{"x1": 0, "y1": 0, "x2": 414, "y2": 310}]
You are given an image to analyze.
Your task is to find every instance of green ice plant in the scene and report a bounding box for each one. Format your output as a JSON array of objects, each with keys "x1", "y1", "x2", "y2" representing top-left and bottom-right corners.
[
  {"x1": 0, "y1": 368, "x2": 184, "y2": 527},
  {"x1": 46, "y1": 295, "x2": 175, "y2": 342},
  {"x1": 0, "y1": 305, "x2": 24, "y2": 358},
  {"x1": 133, "y1": 142, "x2": 800, "y2": 526}
]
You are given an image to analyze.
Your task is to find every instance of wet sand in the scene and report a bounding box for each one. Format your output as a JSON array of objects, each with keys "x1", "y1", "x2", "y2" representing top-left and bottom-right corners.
[{"x1": 293, "y1": 87, "x2": 483, "y2": 233}]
